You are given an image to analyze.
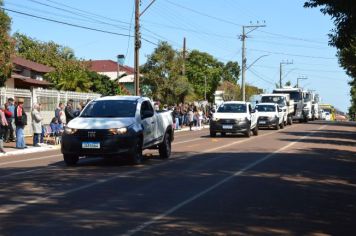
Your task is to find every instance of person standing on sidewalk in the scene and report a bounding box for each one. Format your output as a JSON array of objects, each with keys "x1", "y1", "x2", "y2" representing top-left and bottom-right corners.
[
  {"x1": 0, "y1": 105, "x2": 8, "y2": 153},
  {"x1": 65, "y1": 99, "x2": 75, "y2": 124},
  {"x1": 7, "y1": 98, "x2": 15, "y2": 142},
  {"x1": 32, "y1": 103, "x2": 43, "y2": 147},
  {"x1": 4, "y1": 102, "x2": 12, "y2": 143},
  {"x1": 14, "y1": 98, "x2": 27, "y2": 149}
]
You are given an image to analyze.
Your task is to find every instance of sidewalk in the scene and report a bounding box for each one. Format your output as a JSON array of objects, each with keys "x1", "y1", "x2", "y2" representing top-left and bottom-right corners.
[{"x1": 1, "y1": 136, "x2": 60, "y2": 157}]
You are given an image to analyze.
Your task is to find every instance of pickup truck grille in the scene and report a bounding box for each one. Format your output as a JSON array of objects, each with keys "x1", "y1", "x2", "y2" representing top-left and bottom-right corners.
[
  {"x1": 259, "y1": 116, "x2": 269, "y2": 121},
  {"x1": 219, "y1": 119, "x2": 237, "y2": 124},
  {"x1": 73, "y1": 129, "x2": 114, "y2": 139}
]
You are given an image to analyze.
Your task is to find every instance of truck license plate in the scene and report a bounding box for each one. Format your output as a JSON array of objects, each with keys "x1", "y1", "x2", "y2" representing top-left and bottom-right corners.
[
  {"x1": 259, "y1": 121, "x2": 266, "y2": 124},
  {"x1": 222, "y1": 125, "x2": 233, "y2": 129},
  {"x1": 82, "y1": 142, "x2": 100, "y2": 149}
]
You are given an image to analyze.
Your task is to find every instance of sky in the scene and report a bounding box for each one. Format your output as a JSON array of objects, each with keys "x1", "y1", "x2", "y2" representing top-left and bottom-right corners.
[{"x1": 3, "y1": 0, "x2": 351, "y2": 112}]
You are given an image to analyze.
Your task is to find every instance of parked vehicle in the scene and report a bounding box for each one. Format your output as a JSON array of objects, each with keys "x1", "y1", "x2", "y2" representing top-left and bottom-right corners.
[
  {"x1": 273, "y1": 87, "x2": 309, "y2": 123},
  {"x1": 260, "y1": 93, "x2": 294, "y2": 125},
  {"x1": 310, "y1": 92, "x2": 320, "y2": 120},
  {"x1": 61, "y1": 96, "x2": 174, "y2": 166},
  {"x1": 255, "y1": 103, "x2": 285, "y2": 130},
  {"x1": 209, "y1": 101, "x2": 258, "y2": 137},
  {"x1": 325, "y1": 112, "x2": 331, "y2": 121}
]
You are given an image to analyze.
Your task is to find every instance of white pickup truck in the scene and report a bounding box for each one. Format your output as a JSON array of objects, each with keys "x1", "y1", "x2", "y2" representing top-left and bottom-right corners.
[
  {"x1": 255, "y1": 103, "x2": 285, "y2": 130},
  {"x1": 260, "y1": 93, "x2": 294, "y2": 125},
  {"x1": 210, "y1": 101, "x2": 258, "y2": 137},
  {"x1": 61, "y1": 96, "x2": 174, "y2": 166}
]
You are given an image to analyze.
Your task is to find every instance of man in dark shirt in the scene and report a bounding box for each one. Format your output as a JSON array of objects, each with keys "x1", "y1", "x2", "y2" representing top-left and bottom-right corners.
[{"x1": 65, "y1": 99, "x2": 75, "y2": 124}]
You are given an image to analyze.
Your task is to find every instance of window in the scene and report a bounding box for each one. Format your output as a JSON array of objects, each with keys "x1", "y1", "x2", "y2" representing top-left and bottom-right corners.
[
  {"x1": 256, "y1": 105, "x2": 276, "y2": 112},
  {"x1": 80, "y1": 100, "x2": 137, "y2": 118},
  {"x1": 141, "y1": 101, "x2": 154, "y2": 118},
  {"x1": 217, "y1": 104, "x2": 246, "y2": 113}
]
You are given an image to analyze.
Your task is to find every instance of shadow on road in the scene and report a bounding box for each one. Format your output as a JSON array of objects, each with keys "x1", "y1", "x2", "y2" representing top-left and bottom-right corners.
[{"x1": 0, "y1": 121, "x2": 355, "y2": 235}]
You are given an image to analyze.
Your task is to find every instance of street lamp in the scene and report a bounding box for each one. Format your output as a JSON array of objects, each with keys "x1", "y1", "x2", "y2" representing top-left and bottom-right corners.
[{"x1": 297, "y1": 77, "x2": 307, "y2": 88}]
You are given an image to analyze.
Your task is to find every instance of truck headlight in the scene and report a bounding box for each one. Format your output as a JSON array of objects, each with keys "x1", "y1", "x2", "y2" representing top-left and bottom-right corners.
[
  {"x1": 64, "y1": 127, "x2": 77, "y2": 134},
  {"x1": 109, "y1": 127, "x2": 128, "y2": 135},
  {"x1": 268, "y1": 116, "x2": 277, "y2": 121},
  {"x1": 212, "y1": 117, "x2": 220, "y2": 121}
]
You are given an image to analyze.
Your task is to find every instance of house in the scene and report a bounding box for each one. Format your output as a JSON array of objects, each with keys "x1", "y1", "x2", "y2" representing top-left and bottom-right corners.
[
  {"x1": 5, "y1": 56, "x2": 53, "y2": 89},
  {"x1": 87, "y1": 60, "x2": 135, "y2": 95}
]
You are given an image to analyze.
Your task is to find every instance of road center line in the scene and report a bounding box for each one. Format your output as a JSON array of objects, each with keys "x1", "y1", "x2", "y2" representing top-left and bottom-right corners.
[
  {"x1": 0, "y1": 124, "x2": 303, "y2": 215},
  {"x1": 122, "y1": 125, "x2": 326, "y2": 236}
]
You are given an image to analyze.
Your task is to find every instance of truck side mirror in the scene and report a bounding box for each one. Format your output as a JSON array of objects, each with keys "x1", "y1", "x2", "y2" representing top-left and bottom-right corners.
[
  {"x1": 278, "y1": 108, "x2": 282, "y2": 112},
  {"x1": 287, "y1": 101, "x2": 290, "y2": 106}
]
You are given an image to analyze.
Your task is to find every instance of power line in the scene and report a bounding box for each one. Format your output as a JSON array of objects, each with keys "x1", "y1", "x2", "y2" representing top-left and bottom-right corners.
[
  {"x1": 249, "y1": 48, "x2": 336, "y2": 60},
  {"x1": 249, "y1": 68, "x2": 275, "y2": 85},
  {"x1": 165, "y1": 0, "x2": 242, "y2": 27},
  {"x1": 3, "y1": 7, "x2": 158, "y2": 45},
  {"x1": 257, "y1": 29, "x2": 326, "y2": 45}
]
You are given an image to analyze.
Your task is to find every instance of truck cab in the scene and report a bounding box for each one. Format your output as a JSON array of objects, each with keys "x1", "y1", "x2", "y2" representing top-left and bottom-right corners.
[{"x1": 209, "y1": 101, "x2": 258, "y2": 137}]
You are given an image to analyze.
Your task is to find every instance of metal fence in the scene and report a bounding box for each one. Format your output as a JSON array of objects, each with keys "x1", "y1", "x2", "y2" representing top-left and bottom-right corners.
[{"x1": 0, "y1": 87, "x2": 101, "y2": 136}]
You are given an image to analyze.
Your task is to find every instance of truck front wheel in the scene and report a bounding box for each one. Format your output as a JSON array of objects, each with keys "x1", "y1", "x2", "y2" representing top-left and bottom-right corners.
[
  {"x1": 252, "y1": 125, "x2": 258, "y2": 136},
  {"x1": 63, "y1": 154, "x2": 79, "y2": 166},
  {"x1": 129, "y1": 138, "x2": 143, "y2": 164},
  {"x1": 159, "y1": 132, "x2": 171, "y2": 159}
]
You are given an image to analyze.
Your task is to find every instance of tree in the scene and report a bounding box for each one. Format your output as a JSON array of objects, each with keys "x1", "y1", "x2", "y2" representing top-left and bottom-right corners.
[
  {"x1": 0, "y1": 1, "x2": 14, "y2": 86},
  {"x1": 222, "y1": 61, "x2": 240, "y2": 83},
  {"x1": 87, "y1": 71, "x2": 121, "y2": 96},
  {"x1": 141, "y1": 41, "x2": 192, "y2": 103},
  {"x1": 186, "y1": 50, "x2": 223, "y2": 102},
  {"x1": 14, "y1": 33, "x2": 118, "y2": 94},
  {"x1": 245, "y1": 84, "x2": 263, "y2": 101},
  {"x1": 304, "y1": 0, "x2": 356, "y2": 118}
]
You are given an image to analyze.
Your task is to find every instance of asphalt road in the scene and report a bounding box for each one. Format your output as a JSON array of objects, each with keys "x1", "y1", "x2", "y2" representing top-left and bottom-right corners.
[{"x1": 0, "y1": 121, "x2": 355, "y2": 236}]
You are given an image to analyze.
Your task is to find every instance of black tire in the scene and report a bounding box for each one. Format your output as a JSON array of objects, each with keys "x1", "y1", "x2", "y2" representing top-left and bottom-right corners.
[
  {"x1": 210, "y1": 130, "x2": 216, "y2": 137},
  {"x1": 280, "y1": 120, "x2": 285, "y2": 129},
  {"x1": 63, "y1": 154, "x2": 79, "y2": 166},
  {"x1": 159, "y1": 132, "x2": 171, "y2": 159},
  {"x1": 245, "y1": 125, "x2": 251, "y2": 138},
  {"x1": 252, "y1": 125, "x2": 258, "y2": 136},
  {"x1": 275, "y1": 120, "x2": 280, "y2": 130},
  {"x1": 129, "y1": 138, "x2": 143, "y2": 164}
]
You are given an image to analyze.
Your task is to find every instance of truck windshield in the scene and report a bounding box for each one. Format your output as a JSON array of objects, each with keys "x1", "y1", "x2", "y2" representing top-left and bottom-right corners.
[
  {"x1": 274, "y1": 91, "x2": 301, "y2": 102},
  {"x1": 255, "y1": 105, "x2": 276, "y2": 112},
  {"x1": 261, "y1": 96, "x2": 286, "y2": 106},
  {"x1": 80, "y1": 100, "x2": 137, "y2": 118},
  {"x1": 217, "y1": 104, "x2": 246, "y2": 113}
]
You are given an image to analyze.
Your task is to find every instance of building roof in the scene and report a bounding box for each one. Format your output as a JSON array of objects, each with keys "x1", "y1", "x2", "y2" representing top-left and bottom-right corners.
[
  {"x1": 12, "y1": 56, "x2": 54, "y2": 73},
  {"x1": 12, "y1": 73, "x2": 52, "y2": 86},
  {"x1": 87, "y1": 60, "x2": 134, "y2": 74}
]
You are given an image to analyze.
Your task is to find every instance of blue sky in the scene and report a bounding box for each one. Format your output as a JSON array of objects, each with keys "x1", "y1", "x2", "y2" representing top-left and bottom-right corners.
[{"x1": 4, "y1": 0, "x2": 351, "y2": 112}]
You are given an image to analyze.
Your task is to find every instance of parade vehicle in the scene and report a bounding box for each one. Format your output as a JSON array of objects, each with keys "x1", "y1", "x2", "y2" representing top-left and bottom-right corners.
[
  {"x1": 255, "y1": 103, "x2": 285, "y2": 130},
  {"x1": 260, "y1": 93, "x2": 294, "y2": 125},
  {"x1": 273, "y1": 87, "x2": 309, "y2": 123},
  {"x1": 209, "y1": 101, "x2": 258, "y2": 137},
  {"x1": 61, "y1": 96, "x2": 174, "y2": 166}
]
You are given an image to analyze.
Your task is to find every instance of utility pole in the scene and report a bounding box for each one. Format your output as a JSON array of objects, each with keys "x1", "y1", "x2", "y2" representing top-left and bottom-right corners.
[
  {"x1": 182, "y1": 37, "x2": 186, "y2": 76},
  {"x1": 279, "y1": 60, "x2": 293, "y2": 88},
  {"x1": 241, "y1": 23, "x2": 266, "y2": 101},
  {"x1": 134, "y1": 0, "x2": 156, "y2": 96},
  {"x1": 134, "y1": 0, "x2": 140, "y2": 96}
]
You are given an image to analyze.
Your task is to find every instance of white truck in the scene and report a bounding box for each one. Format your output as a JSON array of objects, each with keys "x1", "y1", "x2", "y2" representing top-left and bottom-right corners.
[
  {"x1": 255, "y1": 103, "x2": 285, "y2": 130},
  {"x1": 260, "y1": 93, "x2": 294, "y2": 125},
  {"x1": 210, "y1": 101, "x2": 258, "y2": 137},
  {"x1": 61, "y1": 96, "x2": 174, "y2": 166},
  {"x1": 273, "y1": 87, "x2": 309, "y2": 123}
]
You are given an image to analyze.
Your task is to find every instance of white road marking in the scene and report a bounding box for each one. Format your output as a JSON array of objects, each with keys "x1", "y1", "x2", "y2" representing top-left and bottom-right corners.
[
  {"x1": 0, "y1": 154, "x2": 62, "y2": 167},
  {"x1": 122, "y1": 125, "x2": 326, "y2": 236},
  {"x1": 0, "y1": 124, "x2": 303, "y2": 215}
]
